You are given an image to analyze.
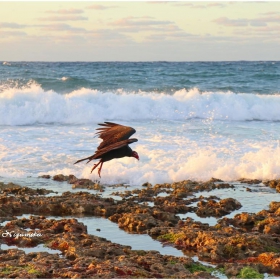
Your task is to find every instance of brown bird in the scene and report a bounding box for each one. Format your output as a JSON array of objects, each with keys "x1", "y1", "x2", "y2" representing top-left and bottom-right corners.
[{"x1": 74, "y1": 122, "x2": 139, "y2": 178}]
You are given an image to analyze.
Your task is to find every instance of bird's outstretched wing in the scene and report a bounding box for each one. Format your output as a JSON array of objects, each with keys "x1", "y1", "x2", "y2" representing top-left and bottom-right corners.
[
  {"x1": 74, "y1": 138, "x2": 138, "y2": 165},
  {"x1": 92, "y1": 138, "x2": 138, "y2": 160},
  {"x1": 95, "y1": 122, "x2": 136, "y2": 150}
]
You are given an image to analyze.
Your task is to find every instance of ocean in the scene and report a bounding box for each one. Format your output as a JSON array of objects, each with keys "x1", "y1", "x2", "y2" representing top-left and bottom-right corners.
[{"x1": 1, "y1": 61, "x2": 280, "y2": 185}]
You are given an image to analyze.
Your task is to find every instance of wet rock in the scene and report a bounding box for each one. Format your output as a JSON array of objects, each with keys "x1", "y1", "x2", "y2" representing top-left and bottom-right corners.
[
  {"x1": 67, "y1": 174, "x2": 78, "y2": 183},
  {"x1": 152, "y1": 209, "x2": 179, "y2": 225},
  {"x1": 263, "y1": 222, "x2": 280, "y2": 235},
  {"x1": 53, "y1": 174, "x2": 70, "y2": 182},
  {"x1": 154, "y1": 196, "x2": 195, "y2": 213},
  {"x1": 263, "y1": 179, "x2": 280, "y2": 192},
  {"x1": 209, "y1": 178, "x2": 224, "y2": 182},
  {"x1": 0, "y1": 183, "x2": 54, "y2": 196},
  {"x1": 214, "y1": 183, "x2": 235, "y2": 189},
  {"x1": 257, "y1": 252, "x2": 280, "y2": 274},
  {"x1": 220, "y1": 209, "x2": 280, "y2": 237},
  {"x1": 238, "y1": 178, "x2": 262, "y2": 185},
  {"x1": 39, "y1": 174, "x2": 51, "y2": 179},
  {"x1": 138, "y1": 187, "x2": 157, "y2": 198},
  {"x1": 270, "y1": 201, "x2": 280, "y2": 213},
  {"x1": 224, "y1": 263, "x2": 245, "y2": 277},
  {"x1": 111, "y1": 212, "x2": 158, "y2": 232},
  {"x1": 2, "y1": 175, "x2": 280, "y2": 278},
  {"x1": 231, "y1": 212, "x2": 256, "y2": 227},
  {"x1": 106, "y1": 200, "x2": 180, "y2": 232},
  {"x1": 223, "y1": 263, "x2": 265, "y2": 278},
  {"x1": 153, "y1": 215, "x2": 280, "y2": 265},
  {"x1": 0, "y1": 215, "x2": 215, "y2": 279},
  {"x1": 0, "y1": 189, "x2": 116, "y2": 217},
  {"x1": 196, "y1": 198, "x2": 242, "y2": 217},
  {"x1": 153, "y1": 183, "x2": 173, "y2": 190},
  {"x1": 250, "y1": 216, "x2": 280, "y2": 235},
  {"x1": 71, "y1": 178, "x2": 94, "y2": 188},
  {"x1": 142, "y1": 182, "x2": 152, "y2": 188}
]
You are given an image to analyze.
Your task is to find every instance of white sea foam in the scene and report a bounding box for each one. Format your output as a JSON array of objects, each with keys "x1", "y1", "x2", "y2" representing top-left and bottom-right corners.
[
  {"x1": 3, "y1": 152, "x2": 280, "y2": 184},
  {"x1": 2, "y1": 143, "x2": 277, "y2": 185},
  {"x1": 1, "y1": 83, "x2": 280, "y2": 183},
  {"x1": 1, "y1": 121, "x2": 280, "y2": 184},
  {"x1": 80, "y1": 145, "x2": 280, "y2": 185},
  {"x1": 60, "y1": 77, "x2": 69, "y2": 81},
  {"x1": 1, "y1": 84, "x2": 280, "y2": 125}
]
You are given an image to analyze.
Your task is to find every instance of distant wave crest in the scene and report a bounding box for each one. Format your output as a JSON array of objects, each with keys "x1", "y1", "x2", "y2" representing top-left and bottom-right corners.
[{"x1": 1, "y1": 83, "x2": 280, "y2": 125}]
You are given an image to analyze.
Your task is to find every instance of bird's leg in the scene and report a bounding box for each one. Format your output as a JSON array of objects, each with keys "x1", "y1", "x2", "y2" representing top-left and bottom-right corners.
[
  {"x1": 98, "y1": 162, "x2": 103, "y2": 178},
  {"x1": 91, "y1": 160, "x2": 102, "y2": 174}
]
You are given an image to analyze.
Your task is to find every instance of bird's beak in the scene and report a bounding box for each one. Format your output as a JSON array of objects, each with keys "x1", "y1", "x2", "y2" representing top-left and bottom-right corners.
[{"x1": 133, "y1": 152, "x2": 139, "y2": 161}]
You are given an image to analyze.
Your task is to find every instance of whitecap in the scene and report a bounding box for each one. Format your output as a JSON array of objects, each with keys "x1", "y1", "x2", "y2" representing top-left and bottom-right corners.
[{"x1": 1, "y1": 84, "x2": 280, "y2": 125}]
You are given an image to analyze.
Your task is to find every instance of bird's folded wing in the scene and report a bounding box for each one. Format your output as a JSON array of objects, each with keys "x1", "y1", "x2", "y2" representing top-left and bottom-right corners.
[
  {"x1": 95, "y1": 122, "x2": 136, "y2": 150},
  {"x1": 93, "y1": 138, "x2": 138, "y2": 159}
]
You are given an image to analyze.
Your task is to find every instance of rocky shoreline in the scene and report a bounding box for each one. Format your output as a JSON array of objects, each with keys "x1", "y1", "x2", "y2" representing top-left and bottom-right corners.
[{"x1": 1, "y1": 176, "x2": 280, "y2": 278}]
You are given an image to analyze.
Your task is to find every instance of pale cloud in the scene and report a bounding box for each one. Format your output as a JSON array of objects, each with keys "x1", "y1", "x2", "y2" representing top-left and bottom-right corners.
[
  {"x1": 0, "y1": 30, "x2": 26, "y2": 37},
  {"x1": 260, "y1": 11, "x2": 280, "y2": 16},
  {"x1": 235, "y1": 25, "x2": 280, "y2": 37},
  {"x1": 112, "y1": 24, "x2": 180, "y2": 34},
  {"x1": 108, "y1": 17, "x2": 181, "y2": 36},
  {"x1": 0, "y1": 22, "x2": 26, "y2": 29},
  {"x1": 207, "y1": 3, "x2": 225, "y2": 8},
  {"x1": 1, "y1": 1, "x2": 280, "y2": 61},
  {"x1": 247, "y1": 1, "x2": 266, "y2": 4},
  {"x1": 45, "y1": 8, "x2": 84, "y2": 14},
  {"x1": 213, "y1": 17, "x2": 249, "y2": 27},
  {"x1": 51, "y1": 34, "x2": 88, "y2": 45},
  {"x1": 226, "y1": 24, "x2": 280, "y2": 44},
  {"x1": 145, "y1": 31, "x2": 196, "y2": 41},
  {"x1": 173, "y1": 2, "x2": 205, "y2": 9},
  {"x1": 38, "y1": 15, "x2": 88, "y2": 21},
  {"x1": 214, "y1": 14, "x2": 280, "y2": 28},
  {"x1": 191, "y1": 5, "x2": 206, "y2": 9},
  {"x1": 173, "y1": 3, "x2": 193, "y2": 7},
  {"x1": 110, "y1": 17, "x2": 173, "y2": 27},
  {"x1": 250, "y1": 20, "x2": 267, "y2": 27},
  {"x1": 41, "y1": 23, "x2": 87, "y2": 33},
  {"x1": 257, "y1": 14, "x2": 280, "y2": 23},
  {"x1": 86, "y1": 29, "x2": 132, "y2": 45},
  {"x1": 146, "y1": 1, "x2": 172, "y2": 4},
  {"x1": 86, "y1": 4, "x2": 118, "y2": 10},
  {"x1": 174, "y1": 2, "x2": 225, "y2": 9},
  {"x1": 147, "y1": 30, "x2": 235, "y2": 44},
  {"x1": 105, "y1": 16, "x2": 190, "y2": 43}
]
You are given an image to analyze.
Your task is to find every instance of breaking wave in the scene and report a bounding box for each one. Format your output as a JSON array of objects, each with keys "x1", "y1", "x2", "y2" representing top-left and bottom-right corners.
[{"x1": 1, "y1": 83, "x2": 280, "y2": 125}]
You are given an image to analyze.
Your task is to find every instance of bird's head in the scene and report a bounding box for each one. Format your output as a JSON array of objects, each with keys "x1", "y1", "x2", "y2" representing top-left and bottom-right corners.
[{"x1": 131, "y1": 151, "x2": 139, "y2": 161}]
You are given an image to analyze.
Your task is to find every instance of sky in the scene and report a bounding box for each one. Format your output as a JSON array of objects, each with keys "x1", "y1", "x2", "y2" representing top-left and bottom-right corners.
[{"x1": 0, "y1": 1, "x2": 280, "y2": 61}]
